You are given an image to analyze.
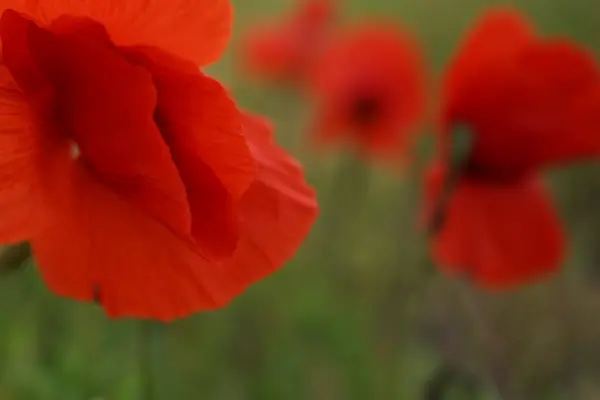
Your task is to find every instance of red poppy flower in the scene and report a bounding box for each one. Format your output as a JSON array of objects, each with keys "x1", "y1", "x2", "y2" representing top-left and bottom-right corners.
[
  {"x1": 240, "y1": 0, "x2": 335, "y2": 83},
  {"x1": 0, "y1": 0, "x2": 318, "y2": 320},
  {"x1": 426, "y1": 9, "x2": 600, "y2": 288},
  {"x1": 309, "y1": 23, "x2": 426, "y2": 161}
]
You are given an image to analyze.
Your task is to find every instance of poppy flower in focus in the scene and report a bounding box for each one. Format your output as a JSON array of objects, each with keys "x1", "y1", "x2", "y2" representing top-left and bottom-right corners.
[
  {"x1": 309, "y1": 23, "x2": 426, "y2": 161},
  {"x1": 240, "y1": 0, "x2": 336, "y2": 83},
  {"x1": 0, "y1": 0, "x2": 318, "y2": 320},
  {"x1": 425, "y1": 9, "x2": 600, "y2": 288}
]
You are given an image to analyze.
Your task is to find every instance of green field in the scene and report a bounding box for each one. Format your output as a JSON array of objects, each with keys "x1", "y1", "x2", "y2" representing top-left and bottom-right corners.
[{"x1": 0, "y1": 0, "x2": 599, "y2": 398}]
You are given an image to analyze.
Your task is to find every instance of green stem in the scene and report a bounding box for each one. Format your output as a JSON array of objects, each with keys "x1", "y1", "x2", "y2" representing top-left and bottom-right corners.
[
  {"x1": 451, "y1": 282, "x2": 507, "y2": 400},
  {"x1": 423, "y1": 364, "x2": 479, "y2": 400},
  {"x1": 139, "y1": 321, "x2": 164, "y2": 400},
  {"x1": 417, "y1": 250, "x2": 508, "y2": 399},
  {"x1": 317, "y1": 152, "x2": 371, "y2": 273},
  {"x1": 422, "y1": 124, "x2": 507, "y2": 398},
  {"x1": 557, "y1": 277, "x2": 583, "y2": 399},
  {"x1": 427, "y1": 125, "x2": 472, "y2": 236}
]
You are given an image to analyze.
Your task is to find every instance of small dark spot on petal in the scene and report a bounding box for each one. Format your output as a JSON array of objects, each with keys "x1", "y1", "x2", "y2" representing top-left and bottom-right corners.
[{"x1": 351, "y1": 95, "x2": 381, "y2": 127}]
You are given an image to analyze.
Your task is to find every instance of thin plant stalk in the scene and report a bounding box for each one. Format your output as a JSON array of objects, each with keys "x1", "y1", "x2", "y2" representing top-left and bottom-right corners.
[
  {"x1": 316, "y1": 151, "x2": 371, "y2": 276},
  {"x1": 423, "y1": 126, "x2": 507, "y2": 399},
  {"x1": 139, "y1": 321, "x2": 164, "y2": 400},
  {"x1": 556, "y1": 275, "x2": 584, "y2": 399},
  {"x1": 451, "y1": 282, "x2": 507, "y2": 400},
  {"x1": 423, "y1": 363, "x2": 479, "y2": 400}
]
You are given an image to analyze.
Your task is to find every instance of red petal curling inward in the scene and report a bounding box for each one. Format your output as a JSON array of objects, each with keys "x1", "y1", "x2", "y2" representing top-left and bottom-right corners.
[
  {"x1": 0, "y1": 11, "x2": 193, "y2": 237},
  {"x1": 443, "y1": 8, "x2": 600, "y2": 177},
  {"x1": 240, "y1": 0, "x2": 336, "y2": 83},
  {"x1": 309, "y1": 23, "x2": 426, "y2": 161},
  {"x1": 425, "y1": 163, "x2": 565, "y2": 288},
  {"x1": 220, "y1": 112, "x2": 319, "y2": 293},
  {"x1": 121, "y1": 46, "x2": 257, "y2": 261}
]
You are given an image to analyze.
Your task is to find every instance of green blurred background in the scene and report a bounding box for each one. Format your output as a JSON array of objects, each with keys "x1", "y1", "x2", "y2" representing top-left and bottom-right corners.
[{"x1": 2, "y1": 0, "x2": 600, "y2": 398}]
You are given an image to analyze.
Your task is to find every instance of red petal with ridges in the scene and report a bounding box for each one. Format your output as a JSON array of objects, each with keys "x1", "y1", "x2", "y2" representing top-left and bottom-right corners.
[
  {"x1": 19, "y1": 15, "x2": 193, "y2": 236},
  {"x1": 425, "y1": 162, "x2": 565, "y2": 288},
  {"x1": 30, "y1": 148, "x2": 224, "y2": 321},
  {"x1": 0, "y1": 64, "x2": 44, "y2": 243},
  {"x1": 122, "y1": 46, "x2": 258, "y2": 261},
  {"x1": 220, "y1": 112, "x2": 318, "y2": 294}
]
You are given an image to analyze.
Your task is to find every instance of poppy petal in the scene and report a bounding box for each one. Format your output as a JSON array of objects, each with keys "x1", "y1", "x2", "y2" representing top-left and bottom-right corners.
[
  {"x1": 221, "y1": 112, "x2": 318, "y2": 293},
  {"x1": 443, "y1": 8, "x2": 534, "y2": 106},
  {"x1": 239, "y1": 0, "x2": 335, "y2": 82},
  {"x1": 123, "y1": 48, "x2": 257, "y2": 199},
  {"x1": 426, "y1": 163, "x2": 564, "y2": 288},
  {"x1": 121, "y1": 47, "x2": 258, "y2": 260},
  {"x1": 6, "y1": 0, "x2": 232, "y2": 65},
  {"x1": 443, "y1": 8, "x2": 600, "y2": 175},
  {"x1": 179, "y1": 160, "x2": 240, "y2": 262},
  {"x1": 23, "y1": 16, "x2": 192, "y2": 236},
  {"x1": 31, "y1": 151, "x2": 225, "y2": 321},
  {"x1": 241, "y1": 23, "x2": 302, "y2": 81},
  {"x1": 0, "y1": 64, "x2": 43, "y2": 242},
  {"x1": 0, "y1": 9, "x2": 49, "y2": 95},
  {"x1": 475, "y1": 42, "x2": 600, "y2": 169}
]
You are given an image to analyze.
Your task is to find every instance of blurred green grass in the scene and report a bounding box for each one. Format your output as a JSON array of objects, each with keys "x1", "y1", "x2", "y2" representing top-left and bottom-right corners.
[{"x1": 1, "y1": 0, "x2": 600, "y2": 398}]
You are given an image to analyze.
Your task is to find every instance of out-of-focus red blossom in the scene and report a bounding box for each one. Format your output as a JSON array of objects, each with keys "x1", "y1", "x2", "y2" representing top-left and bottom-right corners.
[
  {"x1": 240, "y1": 0, "x2": 336, "y2": 83},
  {"x1": 0, "y1": 0, "x2": 318, "y2": 321},
  {"x1": 308, "y1": 23, "x2": 426, "y2": 161},
  {"x1": 425, "y1": 8, "x2": 600, "y2": 288}
]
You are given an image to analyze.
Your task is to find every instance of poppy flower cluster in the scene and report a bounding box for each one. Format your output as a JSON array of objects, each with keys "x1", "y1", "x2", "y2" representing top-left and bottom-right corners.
[
  {"x1": 242, "y1": 3, "x2": 600, "y2": 290},
  {"x1": 0, "y1": 0, "x2": 318, "y2": 321},
  {"x1": 240, "y1": 1, "x2": 427, "y2": 161},
  {"x1": 0, "y1": 0, "x2": 599, "y2": 321}
]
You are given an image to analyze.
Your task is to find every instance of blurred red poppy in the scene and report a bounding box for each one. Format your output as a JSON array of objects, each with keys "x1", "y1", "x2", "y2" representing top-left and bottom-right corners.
[
  {"x1": 426, "y1": 9, "x2": 600, "y2": 288},
  {"x1": 309, "y1": 23, "x2": 426, "y2": 161},
  {"x1": 240, "y1": 0, "x2": 336, "y2": 83},
  {"x1": 0, "y1": 0, "x2": 318, "y2": 321}
]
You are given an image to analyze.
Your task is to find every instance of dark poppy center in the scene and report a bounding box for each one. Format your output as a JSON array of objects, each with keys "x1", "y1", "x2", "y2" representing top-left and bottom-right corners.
[
  {"x1": 450, "y1": 124, "x2": 525, "y2": 183},
  {"x1": 350, "y1": 95, "x2": 381, "y2": 127}
]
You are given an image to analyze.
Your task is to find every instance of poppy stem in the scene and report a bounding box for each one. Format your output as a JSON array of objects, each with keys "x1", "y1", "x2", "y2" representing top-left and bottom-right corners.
[
  {"x1": 556, "y1": 277, "x2": 584, "y2": 399},
  {"x1": 427, "y1": 125, "x2": 473, "y2": 235},
  {"x1": 423, "y1": 363, "x2": 479, "y2": 400},
  {"x1": 36, "y1": 293, "x2": 66, "y2": 374},
  {"x1": 427, "y1": 168, "x2": 460, "y2": 236},
  {"x1": 317, "y1": 152, "x2": 371, "y2": 273},
  {"x1": 421, "y1": 124, "x2": 507, "y2": 398},
  {"x1": 416, "y1": 249, "x2": 507, "y2": 398},
  {"x1": 451, "y1": 281, "x2": 508, "y2": 400},
  {"x1": 418, "y1": 125, "x2": 510, "y2": 398},
  {"x1": 139, "y1": 321, "x2": 163, "y2": 400}
]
